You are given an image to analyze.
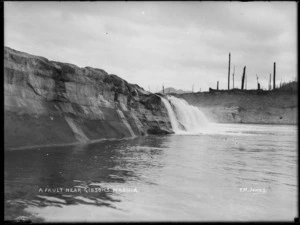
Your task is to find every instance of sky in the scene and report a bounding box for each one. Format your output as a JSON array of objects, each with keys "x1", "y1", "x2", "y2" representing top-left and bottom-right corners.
[{"x1": 4, "y1": 1, "x2": 297, "y2": 92}]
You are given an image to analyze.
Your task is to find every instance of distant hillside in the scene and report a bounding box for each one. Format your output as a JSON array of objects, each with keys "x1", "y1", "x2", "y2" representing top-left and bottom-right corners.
[{"x1": 158, "y1": 87, "x2": 190, "y2": 94}]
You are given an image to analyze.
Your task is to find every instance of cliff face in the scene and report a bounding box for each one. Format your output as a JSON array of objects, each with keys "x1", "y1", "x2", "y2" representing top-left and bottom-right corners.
[
  {"x1": 4, "y1": 47, "x2": 173, "y2": 150},
  {"x1": 172, "y1": 91, "x2": 297, "y2": 124}
]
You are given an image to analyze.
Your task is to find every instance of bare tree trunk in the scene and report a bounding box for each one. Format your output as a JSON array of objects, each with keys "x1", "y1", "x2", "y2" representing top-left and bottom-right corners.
[
  {"x1": 162, "y1": 85, "x2": 164, "y2": 94},
  {"x1": 232, "y1": 65, "x2": 235, "y2": 89},
  {"x1": 273, "y1": 62, "x2": 276, "y2": 89},
  {"x1": 217, "y1": 81, "x2": 219, "y2": 90},
  {"x1": 241, "y1": 66, "x2": 246, "y2": 90},
  {"x1": 228, "y1": 53, "x2": 231, "y2": 90}
]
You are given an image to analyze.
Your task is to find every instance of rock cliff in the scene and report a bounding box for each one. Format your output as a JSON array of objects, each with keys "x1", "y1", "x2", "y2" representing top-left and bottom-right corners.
[
  {"x1": 4, "y1": 47, "x2": 173, "y2": 150},
  {"x1": 172, "y1": 91, "x2": 297, "y2": 124}
]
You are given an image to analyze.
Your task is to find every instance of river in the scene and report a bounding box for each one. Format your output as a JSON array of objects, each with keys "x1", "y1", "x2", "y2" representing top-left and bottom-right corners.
[{"x1": 4, "y1": 123, "x2": 297, "y2": 222}]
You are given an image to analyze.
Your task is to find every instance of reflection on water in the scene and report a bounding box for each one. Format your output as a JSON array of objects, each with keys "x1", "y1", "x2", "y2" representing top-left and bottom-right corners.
[
  {"x1": 4, "y1": 124, "x2": 297, "y2": 222},
  {"x1": 5, "y1": 137, "x2": 168, "y2": 222}
]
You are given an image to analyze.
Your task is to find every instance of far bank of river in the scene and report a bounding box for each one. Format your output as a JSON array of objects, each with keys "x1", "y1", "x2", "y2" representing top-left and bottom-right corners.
[{"x1": 171, "y1": 91, "x2": 297, "y2": 124}]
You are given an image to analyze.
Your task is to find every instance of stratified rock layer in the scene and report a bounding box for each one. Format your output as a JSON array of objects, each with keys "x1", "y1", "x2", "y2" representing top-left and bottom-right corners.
[
  {"x1": 4, "y1": 47, "x2": 173, "y2": 150},
  {"x1": 172, "y1": 91, "x2": 297, "y2": 124}
]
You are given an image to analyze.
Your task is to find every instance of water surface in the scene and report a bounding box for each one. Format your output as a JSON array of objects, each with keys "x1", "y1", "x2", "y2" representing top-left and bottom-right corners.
[{"x1": 5, "y1": 124, "x2": 297, "y2": 222}]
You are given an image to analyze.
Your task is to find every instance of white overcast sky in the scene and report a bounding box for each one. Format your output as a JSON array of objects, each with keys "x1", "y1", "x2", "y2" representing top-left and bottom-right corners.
[{"x1": 4, "y1": 1, "x2": 297, "y2": 92}]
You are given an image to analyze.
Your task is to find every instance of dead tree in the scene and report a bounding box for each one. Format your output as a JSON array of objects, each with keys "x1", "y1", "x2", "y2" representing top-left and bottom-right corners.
[
  {"x1": 232, "y1": 65, "x2": 235, "y2": 89},
  {"x1": 241, "y1": 66, "x2": 246, "y2": 90},
  {"x1": 269, "y1": 73, "x2": 272, "y2": 90},
  {"x1": 217, "y1": 81, "x2": 219, "y2": 90},
  {"x1": 228, "y1": 53, "x2": 231, "y2": 90},
  {"x1": 162, "y1": 85, "x2": 164, "y2": 94},
  {"x1": 273, "y1": 62, "x2": 276, "y2": 89}
]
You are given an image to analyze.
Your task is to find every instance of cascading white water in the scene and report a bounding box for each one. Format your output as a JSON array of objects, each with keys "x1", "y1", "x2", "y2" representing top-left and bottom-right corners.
[
  {"x1": 167, "y1": 96, "x2": 209, "y2": 131},
  {"x1": 161, "y1": 98, "x2": 181, "y2": 132},
  {"x1": 161, "y1": 95, "x2": 210, "y2": 134}
]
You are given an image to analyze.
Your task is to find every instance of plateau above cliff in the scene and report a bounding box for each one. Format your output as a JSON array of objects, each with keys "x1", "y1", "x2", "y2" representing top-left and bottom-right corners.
[
  {"x1": 4, "y1": 47, "x2": 173, "y2": 150},
  {"x1": 172, "y1": 91, "x2": 297, "y2": 124}
]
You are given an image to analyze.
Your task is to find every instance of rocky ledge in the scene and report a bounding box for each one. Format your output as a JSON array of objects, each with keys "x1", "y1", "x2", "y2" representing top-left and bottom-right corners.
[
  {"x1": 4, "y1": 47, "x2": 173, "y2": 150},
  {"x1": 172, "y1": 91, "x2": 297, "y2": 124}
]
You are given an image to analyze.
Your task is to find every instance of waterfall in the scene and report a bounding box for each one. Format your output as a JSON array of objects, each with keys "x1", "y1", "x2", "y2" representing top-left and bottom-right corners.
[
  {"x1": 161, "y1": 95, "x2": 209, "y2": 134},
  {"x1": 161, "y1": 98, "x2": 181, "y2": 132}
]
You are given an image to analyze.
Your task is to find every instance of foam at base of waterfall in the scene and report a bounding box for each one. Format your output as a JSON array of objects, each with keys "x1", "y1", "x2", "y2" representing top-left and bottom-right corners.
[{"x1": 171, "y1": 122, "x2": 270, "y2": 137}]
